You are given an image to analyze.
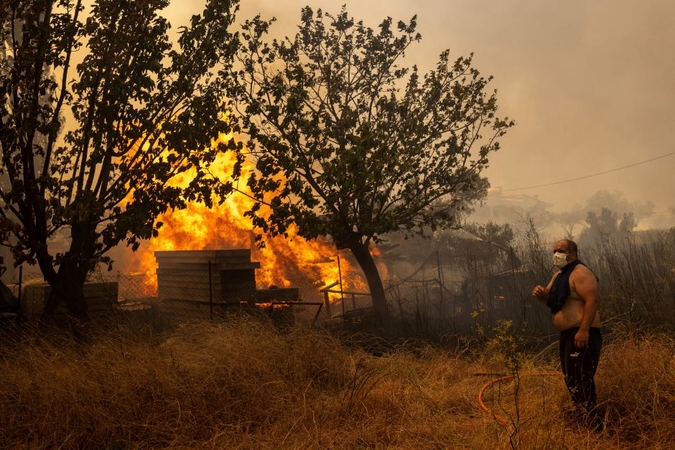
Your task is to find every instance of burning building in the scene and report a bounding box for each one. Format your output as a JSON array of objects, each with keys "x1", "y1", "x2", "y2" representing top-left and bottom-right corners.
[
  {"x1": 152, "y1": 249, "x2": 305, "y2": 323},
  {"x1": 112, "y1": 137, "x2": 371, "y2": 325}
]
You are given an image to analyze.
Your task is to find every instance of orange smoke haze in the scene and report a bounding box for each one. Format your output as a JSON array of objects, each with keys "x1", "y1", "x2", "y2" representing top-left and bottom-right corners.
[{"x1": 129, "y1": 134, "x2": 369, "y2": 302}]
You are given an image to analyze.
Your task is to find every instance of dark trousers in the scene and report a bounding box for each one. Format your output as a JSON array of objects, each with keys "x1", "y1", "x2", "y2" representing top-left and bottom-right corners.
[{"x1": 559, "y1": 327, "x2": 602, "y2": 413}]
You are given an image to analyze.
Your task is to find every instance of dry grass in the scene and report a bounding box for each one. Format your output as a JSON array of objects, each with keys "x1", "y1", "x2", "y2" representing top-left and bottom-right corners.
[{"x1": 1, "y1": 318, "x2": 674, "y2": 449}]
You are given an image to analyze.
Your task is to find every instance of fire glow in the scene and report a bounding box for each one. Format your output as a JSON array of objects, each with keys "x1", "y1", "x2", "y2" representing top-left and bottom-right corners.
[{"x1": 132, "y1": 134, "x2": 366, "y2": 301}]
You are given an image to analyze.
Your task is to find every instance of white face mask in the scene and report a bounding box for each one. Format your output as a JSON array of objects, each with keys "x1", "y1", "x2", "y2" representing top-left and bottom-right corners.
[{"x1": 553, "y1": 251, "x2": 568, "y2": 269}]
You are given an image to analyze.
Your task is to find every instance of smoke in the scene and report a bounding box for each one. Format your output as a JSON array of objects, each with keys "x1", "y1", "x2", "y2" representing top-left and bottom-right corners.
[{"x1": 164, "y1": 0, "x2": 675, "y2": 226}]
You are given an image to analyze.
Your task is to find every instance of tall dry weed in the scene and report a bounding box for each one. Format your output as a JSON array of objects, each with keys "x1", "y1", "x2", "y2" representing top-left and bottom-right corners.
[
  {"x1": 597, "y1": 325, "x2": 675, "y2": 447},
  {"x1": 2, "y1": 317, "x2": 675, "y2": 449}
]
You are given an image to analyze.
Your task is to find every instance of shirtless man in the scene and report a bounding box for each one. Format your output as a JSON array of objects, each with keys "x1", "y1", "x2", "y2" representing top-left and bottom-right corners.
[{"x1": 532, "y1": 239, "x2": 602, "y2": 428}]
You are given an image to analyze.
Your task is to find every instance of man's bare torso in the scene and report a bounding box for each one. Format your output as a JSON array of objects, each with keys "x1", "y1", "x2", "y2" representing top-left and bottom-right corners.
[{"x1": 551, "y1": 266, "x2": 602, "y2": 331}]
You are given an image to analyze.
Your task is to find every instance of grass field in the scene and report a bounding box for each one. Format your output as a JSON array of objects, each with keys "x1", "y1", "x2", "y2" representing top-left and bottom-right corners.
[{"x1": 1, "y1": 317, "x2": 673, "y2": 449}]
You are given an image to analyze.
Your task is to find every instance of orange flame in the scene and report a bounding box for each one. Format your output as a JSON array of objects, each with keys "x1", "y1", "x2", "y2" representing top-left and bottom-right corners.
[{"x1": 130, "y1": 134, "x2": 368, "y2": 302}]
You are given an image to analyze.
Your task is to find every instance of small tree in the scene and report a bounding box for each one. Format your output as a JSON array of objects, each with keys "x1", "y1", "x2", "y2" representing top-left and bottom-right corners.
[
  {"x1": 579, "y1": 207, "x2": 637, "y2": 249},
  {"x1": 228, "y1": 7, "x2": 513, "y2": 326},
  {"x1": 0, "y1": 0, "x2": 241, "y2": 330},
  {"x1": 462, "y1": 221, "x2": 515, "y2": 249}
]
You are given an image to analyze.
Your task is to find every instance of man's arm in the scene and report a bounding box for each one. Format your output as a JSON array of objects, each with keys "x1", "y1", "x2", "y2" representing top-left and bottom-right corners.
[{"x1": 571, "y1": 267, "x2": 599, "y2": 348}]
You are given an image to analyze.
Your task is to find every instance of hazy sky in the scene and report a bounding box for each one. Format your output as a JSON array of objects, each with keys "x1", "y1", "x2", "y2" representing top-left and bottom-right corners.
[{"x1": 166, "y1": 0, "x2": 675, "y2": 224}]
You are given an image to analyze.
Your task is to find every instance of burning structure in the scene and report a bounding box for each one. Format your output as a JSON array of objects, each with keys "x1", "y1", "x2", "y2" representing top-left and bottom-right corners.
[
  {"x1": 111, "y1": 145, "x2": 368, "y2": 325},
  {"x1": 156, "y1": 249, "x2": 262, "y2": 303},
  {"x1": 152, "y1": 249, "x2": 318, "y2": 324}
]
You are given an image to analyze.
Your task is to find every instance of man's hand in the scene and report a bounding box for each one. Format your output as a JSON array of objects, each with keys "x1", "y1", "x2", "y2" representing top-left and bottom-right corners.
[
  {"x1": 532, "y1": 285, "x2": 547, "y2": 302},
  {"x1": 574, "y1": 328, "x2": 589, "y2": 348}
]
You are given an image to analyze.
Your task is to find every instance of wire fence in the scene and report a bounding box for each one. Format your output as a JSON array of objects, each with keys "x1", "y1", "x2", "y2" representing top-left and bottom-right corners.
[
  {"x1": 382, "y1": 247, "x2": 554, "y2": 339},
  {"x1": 0, "y1": 247, "x2": 553, "y2": 337},
  {"x1": 4, "y1": 228, "x2": 674, "y2": 338}
]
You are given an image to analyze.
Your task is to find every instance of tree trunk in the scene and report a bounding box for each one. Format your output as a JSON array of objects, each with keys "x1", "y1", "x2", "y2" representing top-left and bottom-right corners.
[
  {"x1": 40, "y1": 221, "x2": 96, "y2": 338},
  {"x1": 41, "y1": 259, "x2": 90, "y2": 337},
  {"x1": 42, "y1": 263, "x2": 89, "y2": 319},
  {"x1": 344, "y1": 236, "x2": 390, "y2": 328}
]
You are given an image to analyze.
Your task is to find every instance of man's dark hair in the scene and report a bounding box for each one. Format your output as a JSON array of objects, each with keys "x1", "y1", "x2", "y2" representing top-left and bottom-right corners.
[{"x1": 564, "y1": 239, "x2": 578, "y2": 255}]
